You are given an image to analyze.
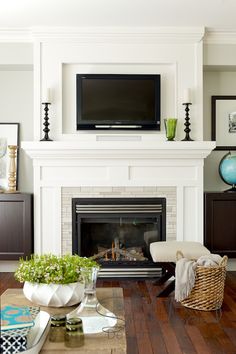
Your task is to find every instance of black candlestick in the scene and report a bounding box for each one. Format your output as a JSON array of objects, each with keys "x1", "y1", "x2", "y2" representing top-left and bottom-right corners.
[
  {"x1": 40, "y1": 102, "x2": 53, "y2": 141},
  {"x1": 181, "y1": 102, "x2": 194, "y2": 141}
]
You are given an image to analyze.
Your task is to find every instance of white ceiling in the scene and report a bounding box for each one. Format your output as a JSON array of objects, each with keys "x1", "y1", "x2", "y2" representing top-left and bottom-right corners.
[{"x1": 0, "y1": 0, "x2": 236, "y2": 30}]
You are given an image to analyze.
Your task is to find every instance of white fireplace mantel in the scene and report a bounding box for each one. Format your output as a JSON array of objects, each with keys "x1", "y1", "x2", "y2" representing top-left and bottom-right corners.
[
  {"x1": 22, "y1": 140, "x2": 215, "y2": 159},
  {"x1": 22, "y1": 140, "x2": 215, "y2": 255}
]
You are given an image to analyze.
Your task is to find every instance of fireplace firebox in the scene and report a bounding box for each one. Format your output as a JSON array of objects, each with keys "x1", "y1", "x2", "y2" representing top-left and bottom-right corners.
[{"x1": 72, "y1": 198, "x2": 166, "y2": 277}]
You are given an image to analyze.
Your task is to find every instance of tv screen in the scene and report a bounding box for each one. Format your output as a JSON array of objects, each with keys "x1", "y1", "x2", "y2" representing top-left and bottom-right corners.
[{"x1": 76, "y1": 74, "x2": 161, "y2": 130}]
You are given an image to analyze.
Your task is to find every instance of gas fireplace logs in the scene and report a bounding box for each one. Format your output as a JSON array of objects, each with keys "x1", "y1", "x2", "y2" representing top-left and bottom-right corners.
[{"x1": 90, "y1": 237, "x2": 147, "y2": 262}]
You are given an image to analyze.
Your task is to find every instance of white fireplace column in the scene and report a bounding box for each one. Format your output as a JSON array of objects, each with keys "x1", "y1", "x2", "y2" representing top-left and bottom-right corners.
[{"x1": 22, "y1": 140, "x2": 215, "y2": 255}]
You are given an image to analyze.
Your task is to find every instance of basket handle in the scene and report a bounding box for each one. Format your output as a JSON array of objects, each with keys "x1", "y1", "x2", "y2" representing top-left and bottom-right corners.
[
  {"x1": 176, "y1": 250, "x2": 184, "y2": 261},
  {"x1": 219, "y1": 255, "x2": 228, "y2": 267}
]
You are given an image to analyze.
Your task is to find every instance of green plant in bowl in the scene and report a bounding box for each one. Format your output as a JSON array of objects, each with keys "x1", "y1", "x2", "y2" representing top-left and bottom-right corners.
[
  {"x1": 14, "y1": 254, "x2": 100, "y2": 307},
  {"x1": 15, "y1": 254, "x2": 99, "y2": 284}
]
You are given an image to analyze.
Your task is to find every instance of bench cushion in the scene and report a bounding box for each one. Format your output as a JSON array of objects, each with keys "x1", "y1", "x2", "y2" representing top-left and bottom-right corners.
[{"x1": 150, "y1": 241, "x2": 210, "y2": 263}]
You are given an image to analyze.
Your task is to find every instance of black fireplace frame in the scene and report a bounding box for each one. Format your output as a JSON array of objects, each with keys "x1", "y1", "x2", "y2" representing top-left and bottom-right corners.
[{"x1": 72, "y1": 197, "x2": 166, "y2": 277}]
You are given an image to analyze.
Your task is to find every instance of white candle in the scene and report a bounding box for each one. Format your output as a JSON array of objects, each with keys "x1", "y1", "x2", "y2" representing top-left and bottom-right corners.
[
  {"x1": 43, "y1": 88, "x2": 51, "y2": 103},
  {"x1": 183, "y1": 88, "x2": 191, "y2": 103}
]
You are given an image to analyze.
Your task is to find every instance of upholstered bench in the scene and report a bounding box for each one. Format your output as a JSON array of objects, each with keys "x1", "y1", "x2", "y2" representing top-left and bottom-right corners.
[{"x1": 150, "y1": 241, "x2": 210, "y2": 297}]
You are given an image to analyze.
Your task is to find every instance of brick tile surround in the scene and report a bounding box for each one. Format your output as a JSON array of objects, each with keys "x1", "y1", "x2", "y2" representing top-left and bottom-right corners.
[{"x1": 61, "y1": 186, "x2": 176, "y2": 254}]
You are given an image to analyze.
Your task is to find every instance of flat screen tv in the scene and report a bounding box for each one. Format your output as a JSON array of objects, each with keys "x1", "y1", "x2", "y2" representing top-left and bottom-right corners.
[{"x1": 76, "y1": 74, "x2": 161, "y2": 130}]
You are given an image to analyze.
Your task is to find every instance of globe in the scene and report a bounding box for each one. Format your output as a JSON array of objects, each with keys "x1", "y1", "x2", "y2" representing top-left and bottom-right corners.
[{"x1": 219, "y1": 152, "x2": 236, "y2": 191}]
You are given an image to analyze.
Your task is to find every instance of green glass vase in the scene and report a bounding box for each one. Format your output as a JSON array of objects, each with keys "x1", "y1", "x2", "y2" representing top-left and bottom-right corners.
[{"x1": 164, "y1": 118, "x2": 178, "y2": 141}]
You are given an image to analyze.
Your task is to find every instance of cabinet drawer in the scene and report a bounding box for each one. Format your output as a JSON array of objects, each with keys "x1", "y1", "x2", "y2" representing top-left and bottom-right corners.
[
  {"x1": 204, "y1": 192, "x2": 236, "y2": 257},
  {"x1": 0, "y1": 194, "x2": 33, "y2": 260}
]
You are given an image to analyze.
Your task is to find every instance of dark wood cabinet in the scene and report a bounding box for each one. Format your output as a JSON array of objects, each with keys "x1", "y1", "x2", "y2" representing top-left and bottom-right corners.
[
  {"x1": 204, "y1": 192, "x2": 236, "y2": 257},
  {"x1": 0, "y1": 193, "x2": 33, "y2": 260}
]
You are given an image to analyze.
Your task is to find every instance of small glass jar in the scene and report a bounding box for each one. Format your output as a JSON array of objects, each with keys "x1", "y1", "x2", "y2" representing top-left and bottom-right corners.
[
  {"x1": 65, "y1": 318, "x2": 84, "y2": 348},
  {"x1": 49, "y1": 314, "x2": 66, "y2": 342}
]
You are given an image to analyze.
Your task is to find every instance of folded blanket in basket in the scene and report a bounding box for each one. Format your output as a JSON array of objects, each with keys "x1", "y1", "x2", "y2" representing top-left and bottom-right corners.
[
  {"x1": 197, "y1": 254, "x2": 222, "y2": 267},
  {"x1": 175, "y1": 254, "x2": 223, "y2": 302},
  {"x1": 175, "y1": 257, "x2": 197, "y2": 302}
]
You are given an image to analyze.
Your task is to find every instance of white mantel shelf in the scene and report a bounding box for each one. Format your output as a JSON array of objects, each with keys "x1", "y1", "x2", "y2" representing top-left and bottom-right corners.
[
  {"x1": 21, "y1": 140, "x2": 216, "y2": 254},
  {"x1": 22, "y1": 141, "x2": 216, "y2": 159}
]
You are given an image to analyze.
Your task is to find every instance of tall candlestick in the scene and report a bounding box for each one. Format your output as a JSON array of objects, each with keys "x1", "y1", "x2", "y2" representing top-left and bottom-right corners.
[
  {"x1": 181, "y1": 103, "x2": 193, "y2": 141},
  {"x1": 40, "y1": 102, "x2": 53, "y2": 141}
]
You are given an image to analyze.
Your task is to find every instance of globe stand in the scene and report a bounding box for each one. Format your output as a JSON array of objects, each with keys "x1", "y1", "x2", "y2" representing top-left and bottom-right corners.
[{"x1": 224, "y1": 185, "x2": 236, "y2": 192}]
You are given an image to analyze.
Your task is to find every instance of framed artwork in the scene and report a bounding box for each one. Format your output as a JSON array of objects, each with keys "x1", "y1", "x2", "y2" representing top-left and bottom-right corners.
[
  {"x1": 212, "y1": 96, "x2": 236, "y2": 150},
  {"x1": 0, "y1": 123, "x2": 20, "y2": 191}
]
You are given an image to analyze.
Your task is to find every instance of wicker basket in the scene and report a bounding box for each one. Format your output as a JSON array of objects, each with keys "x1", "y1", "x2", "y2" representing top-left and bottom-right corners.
[{"x1": 176, "y1": 251, "x2": 228, "y2": 311}]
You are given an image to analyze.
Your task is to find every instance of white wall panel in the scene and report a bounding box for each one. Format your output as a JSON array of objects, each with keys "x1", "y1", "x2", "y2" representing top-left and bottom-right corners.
[
  {"x1": 129, "y1": 166, "x2": 197, "y2": 183},
  {"x1": 40, "y1": 187, "x2": 61, "y2": 254},
  {"x1": 33, "y1": 29, "x2": 204, "y2": 141},
  {"x1": 41, "y1": 166, "x2": 108, "y2": 182},
  {"x1": 183, "y1": 186, "x2": 199, "y2": 242}
]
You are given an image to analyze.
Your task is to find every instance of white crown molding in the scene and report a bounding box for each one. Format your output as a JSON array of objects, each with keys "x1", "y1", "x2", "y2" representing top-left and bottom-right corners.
[
  {"x1": 4, "y1": 27, "x2": 236, "y2": 45},
  {"x1": 204, "y1": 31, "x2": 236, "y2": 44},
  {"x1": 0, "y1": 28, "x2": 32, "y2": 42},
  {"x1": 0, "y1": 26, "x2": 205, "y2": 44},
  {"x1": 31, "y1": 26, "x2": 205, "y2": 44}
]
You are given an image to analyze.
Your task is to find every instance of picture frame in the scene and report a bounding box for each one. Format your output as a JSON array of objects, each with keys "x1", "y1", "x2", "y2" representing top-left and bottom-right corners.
[
  {"x1": 211, "y1": 95, "x2": 236, "y2": 150},
  {"x1": 0, "y1": 123, "x2": 20, "y2": 191}
]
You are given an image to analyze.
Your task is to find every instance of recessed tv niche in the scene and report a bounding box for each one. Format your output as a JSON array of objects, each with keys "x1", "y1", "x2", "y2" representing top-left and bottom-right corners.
[{"x1": 76, "y1": 74, "x2": 161, "y2": 130}]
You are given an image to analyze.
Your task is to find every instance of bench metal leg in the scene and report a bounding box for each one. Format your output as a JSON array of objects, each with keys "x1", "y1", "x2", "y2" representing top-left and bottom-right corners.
[
  {"x1": 157, "y1": 279, "x2": 175, "y2": 297},
  {"x1": 153, "y1": 262, "x2": 176, "y2": 297}
]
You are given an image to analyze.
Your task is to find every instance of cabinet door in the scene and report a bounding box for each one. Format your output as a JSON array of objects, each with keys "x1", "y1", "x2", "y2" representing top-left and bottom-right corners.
[
  {"x1": 0, "y1": 194, "x2": 33, "y2": 260},
  {"x1": 204, "y1": 193, "x2": 236, "y2": 257}
]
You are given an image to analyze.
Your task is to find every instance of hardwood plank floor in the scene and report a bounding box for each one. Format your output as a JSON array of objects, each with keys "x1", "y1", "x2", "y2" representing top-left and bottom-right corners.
[{"x1": 1, "y1": 272, "x2": 236, "y2": 354}]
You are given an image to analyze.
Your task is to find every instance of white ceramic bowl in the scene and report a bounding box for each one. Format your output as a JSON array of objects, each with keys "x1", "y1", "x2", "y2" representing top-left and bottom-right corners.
[{"x1": 23, "y1": 281, "x2": 84, "y2": 307}]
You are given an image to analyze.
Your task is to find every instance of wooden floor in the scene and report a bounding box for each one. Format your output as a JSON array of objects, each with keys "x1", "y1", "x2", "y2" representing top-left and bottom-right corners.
[{"x1": 1, "y1": 272, "x2": 236, "y2": 354}]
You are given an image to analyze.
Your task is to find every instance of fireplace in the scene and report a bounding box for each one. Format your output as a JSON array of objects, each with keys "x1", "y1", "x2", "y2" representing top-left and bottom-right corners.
[
  {"x1": 21, "y1": 140, "x2": 215, "y2": 273},
  {"x1": 72, "y1": 198, "x2": 166, "y2": 277}
]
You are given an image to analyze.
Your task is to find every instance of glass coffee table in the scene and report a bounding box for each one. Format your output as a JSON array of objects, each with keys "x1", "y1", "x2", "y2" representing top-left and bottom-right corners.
[{"x1": 1, "y1": 287, "x2": 127, "y2": 353}]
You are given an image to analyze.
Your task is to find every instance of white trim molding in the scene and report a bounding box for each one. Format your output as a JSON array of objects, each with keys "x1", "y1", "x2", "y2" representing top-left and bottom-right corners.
[
  {"x1": 0, "y1": 28, "x2": 32, "y2": 42},
  {"x1": 22, "y1": 140, "x2": 215, "y2": 159},
  {"x1": 204, "y1": 30, "x2": 236, "y2": 44},
  {"x1": 0, "y1": 26, "x2": 205, "y2": 44},
  {"x1": 32, "y1": 26, "x2": 205, "y2": 44}
]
